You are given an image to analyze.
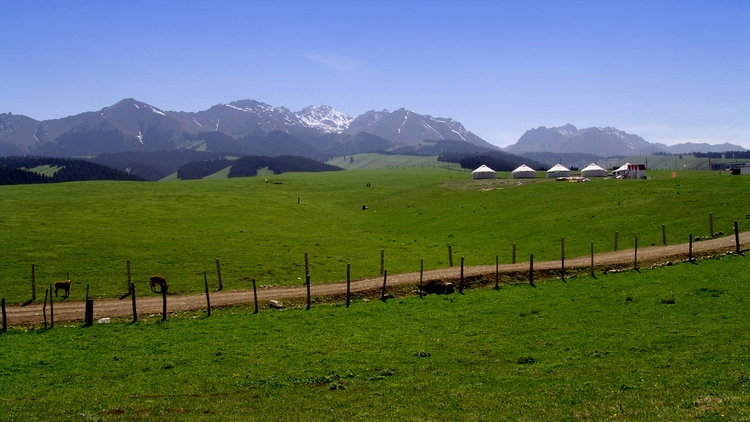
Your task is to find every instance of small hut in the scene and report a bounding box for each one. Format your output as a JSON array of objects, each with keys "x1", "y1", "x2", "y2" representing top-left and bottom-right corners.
[
  {"x1": 612, "y1": 163, "x2": 646, "y2": 179},
  {"x1": 546, "y1": 163, "x2": 571, "y2": 178},
  {"x1": 511, "y1": 164, "x2": 536, "y2": 179},
  {"x1": 581, "y1": 163, "x2": 607, "y2": 178},
  {"x1": 471, "y1": 165, "x2": 496, "y2": 180}
]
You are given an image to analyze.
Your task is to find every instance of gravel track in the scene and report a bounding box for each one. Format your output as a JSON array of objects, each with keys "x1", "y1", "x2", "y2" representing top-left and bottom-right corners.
[{"x1": 4, "y1": 232, "x2": 748, "y2": 327}]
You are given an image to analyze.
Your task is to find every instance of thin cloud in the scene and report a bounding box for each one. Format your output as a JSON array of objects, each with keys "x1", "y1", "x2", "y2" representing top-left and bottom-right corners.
[{"x1": 305, "y1": 52, "x2": 364, "y2": 73}]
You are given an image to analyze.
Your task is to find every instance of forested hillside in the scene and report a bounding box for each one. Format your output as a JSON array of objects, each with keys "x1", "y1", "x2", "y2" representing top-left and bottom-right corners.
[{"x1": 0, "y1": 156, "x2": 144, "y2": 185}]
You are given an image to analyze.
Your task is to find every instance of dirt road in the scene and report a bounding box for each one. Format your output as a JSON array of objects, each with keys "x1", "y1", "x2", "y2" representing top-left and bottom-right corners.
[{"x1": 3, "y1": 232, "x2": 747, "y2": 327}]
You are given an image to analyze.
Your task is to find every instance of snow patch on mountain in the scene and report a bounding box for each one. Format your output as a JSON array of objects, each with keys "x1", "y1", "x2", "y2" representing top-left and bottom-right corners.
[{"x1": 294, "y1": 105, "x2": 353, "y2": 133}]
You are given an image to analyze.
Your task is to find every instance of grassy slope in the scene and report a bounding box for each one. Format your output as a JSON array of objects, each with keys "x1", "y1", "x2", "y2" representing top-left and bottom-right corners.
[
  {"x1": 0, "y1": 255, "x2": 748, "y2": 421},
  {"x1": 327, "y1": 153, "x2": 442, "y2": 169},
  {"x1": 0, "y1": 169, "x2": 748, "y2": 303},
  {"x1": 25, "y1": 165, "x2": 63, "y2": 177}
]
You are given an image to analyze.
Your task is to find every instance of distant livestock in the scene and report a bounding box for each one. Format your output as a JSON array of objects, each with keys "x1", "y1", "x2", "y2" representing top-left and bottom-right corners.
[
  {"x1": 150, "y1": 276, "x2": 168, "y2": 294},
  {"x1": 54, "y1": 280, "x2": 71, "y2": 298}
]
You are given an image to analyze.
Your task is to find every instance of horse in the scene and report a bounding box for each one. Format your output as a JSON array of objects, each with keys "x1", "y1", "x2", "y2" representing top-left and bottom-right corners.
[
  {"x1": 150, "y1": 276, "x2": 168, "y2": 294},
  {"x1": 54, "y1": 280, "x2": 71, "y2": 298}
]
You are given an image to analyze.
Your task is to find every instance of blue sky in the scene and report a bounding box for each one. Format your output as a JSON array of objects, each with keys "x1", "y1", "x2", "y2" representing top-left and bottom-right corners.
[{"x1": 1, "y1": 0, "x2": 748, "y2": 148}]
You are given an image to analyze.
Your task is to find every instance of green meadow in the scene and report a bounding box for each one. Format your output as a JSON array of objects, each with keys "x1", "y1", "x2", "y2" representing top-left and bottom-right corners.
[
  {"x1": 1, "y1": 255, "x2": 748, "y2": 420},
  {"x1": 0, "y1": 167, "x2": 749, "y2": 303}
]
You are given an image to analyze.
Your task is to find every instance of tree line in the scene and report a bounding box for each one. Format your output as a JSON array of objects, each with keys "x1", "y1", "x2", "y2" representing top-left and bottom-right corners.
[{"x1": 0, "y1": 156, "x2": 144, "y2": 185}]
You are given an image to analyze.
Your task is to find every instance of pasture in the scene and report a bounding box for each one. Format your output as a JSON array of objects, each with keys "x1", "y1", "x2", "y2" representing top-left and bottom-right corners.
[
  {"x1": 0, "y1": 167, "x2": 749, "y2": 304},
  {"x1": 0, "y1": 254, "x2": 748, "y2": 420}
]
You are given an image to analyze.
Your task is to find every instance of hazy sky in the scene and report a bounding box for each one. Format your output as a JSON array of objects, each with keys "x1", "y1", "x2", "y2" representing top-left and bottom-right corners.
[{"x1": 2, "y1": 0, "x2": 748, "y2": 148}]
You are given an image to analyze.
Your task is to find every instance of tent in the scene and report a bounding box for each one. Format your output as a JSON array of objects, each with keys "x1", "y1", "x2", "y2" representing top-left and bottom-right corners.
[
  {"x1": 511, "y1": 164, "x2": 536, "y2": 179},
  {"x1": 612, "y1": 163, "x2": 646, "y2": 179},
  {"x1": 580, "y1": 163, "x2": 607, "y2": 178},
  {"x1": 471, "y1": 164, "x2": 496, "y2": 180},
  {"x1": 546, "y1": 163, "x2": 571, "y2": 178}
]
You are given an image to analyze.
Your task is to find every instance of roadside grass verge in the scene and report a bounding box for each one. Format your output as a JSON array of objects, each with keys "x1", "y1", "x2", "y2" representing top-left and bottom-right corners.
[{"x1": 1, "y1": 254, "x2": 748, "y2": 420}]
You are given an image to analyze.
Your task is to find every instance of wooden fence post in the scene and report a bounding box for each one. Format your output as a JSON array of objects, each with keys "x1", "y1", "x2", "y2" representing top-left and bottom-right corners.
[
  {"x1": 127, "y1": 259, "x2": 132, "y2": 293},
  {"x1": 304, "y1": 253, "x2": 309, "y2": 278},
  {"x1": 346, "y1": 264, "x2": 351, "y2": 308},
  {"x1": 662, "y1": 224, "x2": 667, "y2": 246},
  {"x1": 31, "y1": 263, "x2": 36, "y2": 302},
  {"x1": 448, "y1": 245, "x2": 453, "y2": 267},
  {"x1": 216, "y1": 258, "x2": 223, "y2": 291},
  {"x1": 131, "y1": 283, "x2": 138, "y2": 323},
  {"x1": 380, "y1": 249, "x2": 385, "y2": 275},
  {"x1": 512, "y1": 243, "x2": 516, "y2": 264},
  {"x1": 306, "y1": 274, "x2": 311, "y2": 310},
  {"x1": 529, "y1": 255, "x2": 535, "y2": 288},
  {"x1": 43, "y1": 289, "x2": 48, "y2": 328},
  {"x1": 494, "y1": 255, "x2": 499, "y2": 290},
  {"x1": 419, "y1": 259, "x2": 424, "y2": 298},
  {"x1": 252, "y1": 279, "x2": 258, "y2": 314},
  {"x1": 161, "y1": 288, "x2": 167, "y2": 322},
  {"x1": 381, "y1": 270, "x2": 388, "y2": 301},
  {"x1": 49, "y1": 284, "x2": 54, "y2": 328},
  {"x1": 459, "y1": 257, "x2": 464, "y2": 294},
  {"x1": 1, "y1": 298, "x2": 6, "y2": 332},
  {"x1": 84, "y1": 299, "x2": 94, "y2": 327},
  {"x1": 614, "y1": 231, "x2": 619, "y2": 251},
  {"x1": 561, "y1": 237, "x2": 565, "y2": 282},
  {"x1": 204, "y1": 272, "x2": 211, "y2": 317},
  {"x1": 735, "y1": 221, "x2": 741, "y2": 254}
]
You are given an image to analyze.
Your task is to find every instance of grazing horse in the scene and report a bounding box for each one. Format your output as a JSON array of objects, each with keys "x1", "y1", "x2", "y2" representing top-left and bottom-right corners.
[
  {"x1": 150, "y1": 276, "x2": 168, "y2": 294},
  {"x1": 54, "y1": 280, "x2": 71, "y2": 298}
]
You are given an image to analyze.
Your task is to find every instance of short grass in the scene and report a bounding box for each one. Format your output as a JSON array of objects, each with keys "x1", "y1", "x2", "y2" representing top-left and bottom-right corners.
[
  {"x1": 1, "y1": 255, "x2": 748, "y2": 421},
  {"x1": 0, "y1": 168, "x2": 748, "y2": 303}
]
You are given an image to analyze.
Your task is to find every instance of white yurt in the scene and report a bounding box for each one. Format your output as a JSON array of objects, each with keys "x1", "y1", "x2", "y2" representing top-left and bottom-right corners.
[
  {"x1": 471, "y1": 164, "x2": 496, "y2": 180},
  {"x1": 580, "y1": 163, "x2": 607, "y2": 178},
  {"x1": 511, "y1": 164, "x2": 536, "y2": 179},
  {"x1": 546, "y1": 163, "x2": 571, "y2": 178}
]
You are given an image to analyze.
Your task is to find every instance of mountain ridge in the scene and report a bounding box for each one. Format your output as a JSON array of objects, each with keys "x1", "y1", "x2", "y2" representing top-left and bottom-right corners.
[
  {"x1": 0, "y1": 99, "x2": 496, "y2": 158},
  {"x1": 505, "y1": 124, "x2": 746, "y2": 156}
]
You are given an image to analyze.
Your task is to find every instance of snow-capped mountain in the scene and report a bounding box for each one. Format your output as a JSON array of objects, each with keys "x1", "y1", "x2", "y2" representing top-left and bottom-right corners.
[
  {"x1": 0, "y1": 99, "x2": 497, "y2": 157},
  {"x1": 344, "y1": 108, "x2": 495, "y2": 148},
  {"x1": 506, "y1": 124, "x2": 661, "y2": 157},
  {"x1": 294, "y1": 105, "x2": 354, "y2": 133}
]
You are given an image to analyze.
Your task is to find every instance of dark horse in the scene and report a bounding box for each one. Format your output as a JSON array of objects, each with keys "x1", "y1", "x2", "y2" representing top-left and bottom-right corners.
[
  {"x1": 149, "y1": 276, "x2": 168, "y2": 294},
  {"x1": 54, "y1": 280, "x2": 71, "y2": 298}
]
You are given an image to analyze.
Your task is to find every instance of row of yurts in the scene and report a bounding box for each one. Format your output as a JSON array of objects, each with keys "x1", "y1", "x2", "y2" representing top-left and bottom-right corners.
[{"x1": 471, "y1": 163, "x2": 647, "y2": 180}]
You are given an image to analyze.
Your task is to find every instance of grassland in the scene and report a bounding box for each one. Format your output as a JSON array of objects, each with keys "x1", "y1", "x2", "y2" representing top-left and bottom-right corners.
[
  {"x1": 1, "y1": 254, "x2": 748, "y2": 420},
  {"x1": 0, "y1": 167, "x2": 749, "y2": 304}
]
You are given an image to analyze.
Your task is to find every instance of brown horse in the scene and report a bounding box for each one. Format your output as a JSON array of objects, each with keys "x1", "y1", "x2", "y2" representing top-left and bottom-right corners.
[
  {"x1": 54, "y1": 280, "x2": 71, "y2": 298},
  {"x1": 150, "y1": 276, "x2": 168, "y2": 294}
]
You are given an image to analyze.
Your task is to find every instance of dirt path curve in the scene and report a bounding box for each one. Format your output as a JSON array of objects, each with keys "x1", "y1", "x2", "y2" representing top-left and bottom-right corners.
[{"x1": 4, "y1": 232, "x2": 748, "y2": 327}]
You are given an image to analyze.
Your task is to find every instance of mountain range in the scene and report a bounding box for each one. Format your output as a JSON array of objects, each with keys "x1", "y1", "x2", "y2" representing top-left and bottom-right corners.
[
  {"x1": 504, "y1": 124, "x2": 746, "y2": 156},
  {"x1": 2, "y1": 100, "x2": 744, "y2": 160},
  {"x1": 0, "y1": 99, "x2": 495, "y2": 159}
]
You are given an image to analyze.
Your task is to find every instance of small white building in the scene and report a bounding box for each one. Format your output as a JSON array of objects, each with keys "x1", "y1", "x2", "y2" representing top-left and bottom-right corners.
[
  {"x1": 612, "y1": 163, "x2": 646, "y2": 179},
  {"x1": 511, "y1": 164, "x2": 537, "y2": 179},
  {"x1": 471, "y1": 164, "x2": 496, "y2": 180},
  {"x1": 580, "y1": 163, "x2": 607, "y2": 178},
  {"x1": 546, "y1": 163, "x2": 571, "y2": 178}
]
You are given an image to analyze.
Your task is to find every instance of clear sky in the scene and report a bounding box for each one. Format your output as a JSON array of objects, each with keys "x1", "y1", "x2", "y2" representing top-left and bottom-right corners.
[{"x1": 1, "y1": 0, "x2": 748, "y2": 148}]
